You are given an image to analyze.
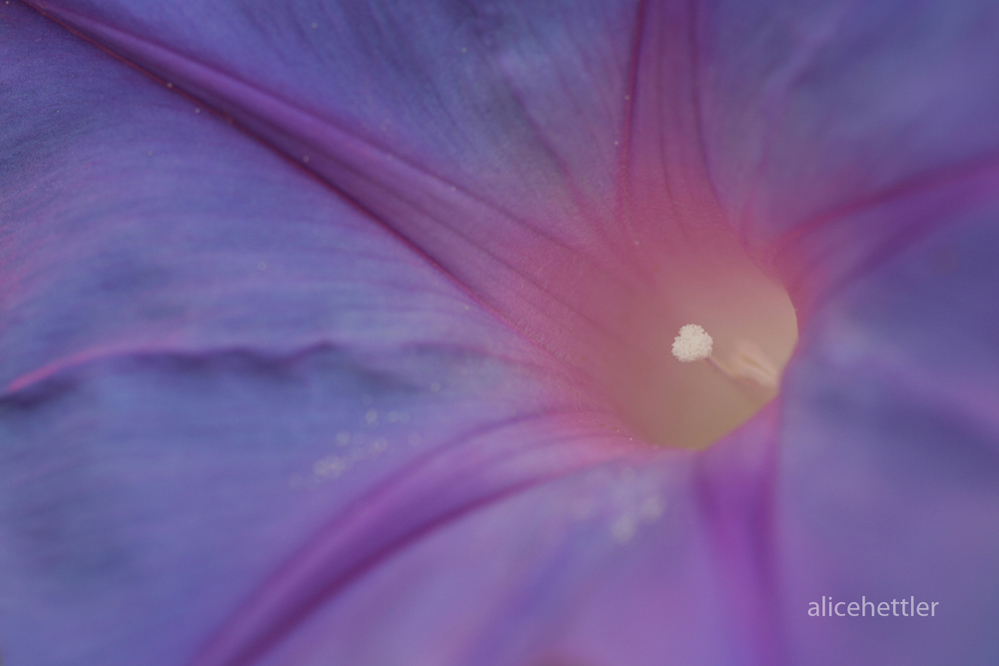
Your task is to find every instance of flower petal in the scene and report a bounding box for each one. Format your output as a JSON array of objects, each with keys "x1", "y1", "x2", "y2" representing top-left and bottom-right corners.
[
  {"x1": 698, "y1": 0, "x2": 999, "y2": 289},
  {"x1": 23, "y1": 0, "x2": 730, "y2": 374},
  {"x1": 776, "y1": 196, "x2": 999, "y2": 665},
  {"x1": 698, "y1": 1, "x2": 999, "y2": 660},
  {"x1": 6, "y1": 1, "x2": 999, "y2": 665},
  {"x1": 0, "y1": 5, "x2": 635, "y2": 664}
]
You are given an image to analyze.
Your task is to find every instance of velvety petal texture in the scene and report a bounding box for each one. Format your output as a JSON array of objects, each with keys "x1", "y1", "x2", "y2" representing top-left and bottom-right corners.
[
  {"x1": 0, "y1": 3, "x2": 719, "y2": 666},
  {"x1": 2, "y1": 0, "x2": 998, "y2": 665},
  {"x1": 776, "y1": 198, "x2": 999, "y2": 665},
  {"x1": 0, "y1": 4, "x2": 634, "y2": 664},
  {"x1": 22, "y1": 0, "x2": 741, "y2": 386},
  {"x1": 698, "y1": 2, "x2": 999, "y2": 663}
]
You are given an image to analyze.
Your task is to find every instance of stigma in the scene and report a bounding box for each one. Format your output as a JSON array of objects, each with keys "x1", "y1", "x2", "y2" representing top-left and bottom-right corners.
[{"x1": 672, "y1": 323, "x2": 780, "y2": 395}]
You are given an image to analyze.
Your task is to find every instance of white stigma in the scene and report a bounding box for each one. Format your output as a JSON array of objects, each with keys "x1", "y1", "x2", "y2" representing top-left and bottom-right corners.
[{"x1": 671, "y1": 324, "x2": 713, "y2": 362}]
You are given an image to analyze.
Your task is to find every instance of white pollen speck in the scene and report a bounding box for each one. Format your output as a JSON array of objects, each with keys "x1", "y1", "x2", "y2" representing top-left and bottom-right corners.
[
  {"x1": 640, "y1": 496, "x2": 664, "y2": 521},
  {"x1": 672, "y1": 324, "x2": 713, "y2": 362},
  {"x1": 314, "y1": 456, "x2": 347, "y2": 478},
  {"x1": 303, "y1": 155, "x2": 310, "y2": 163},
  {"x1": 460, "y1": 47, "x2": 467, "y2": 53},
  {"x1": 611, "y1": 515, "x2": 637, "y2": 543},
  {"x1": 147, "y1": 150, "x2": 153, "y2": 156},
  {"x1": 365, "y1": 409, "x2": 378, "y2": 425},
  {"x1": 311, "y1": 21, "x2": 318, "y2": 28},
  {"x1": 166, "y1": 82, "x2": 173, "y2": 88},
  {"x1": 194, "y1": 107, "x2": 201, "y2": 114}
]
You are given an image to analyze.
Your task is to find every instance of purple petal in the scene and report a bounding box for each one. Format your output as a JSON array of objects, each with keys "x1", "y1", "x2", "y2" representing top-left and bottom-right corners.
[
  {"x1": 698, "y1": 0, "x2": 999, "y2": 298},
  {"x1": 0, "y1": 5, "x2": 638, "y2": 664},
  {"x1": 698, "y1": 1, "x2": 999, "y2": 662},
  {"x1": 775, "y1": 193, "x2": 999, "y2": 665},
  {"x1": 23, "y1": 0, "x2": 722, "y2": 371},
  {"x1": 3, "y1": 1, "x2": 999, "y2": 665}
]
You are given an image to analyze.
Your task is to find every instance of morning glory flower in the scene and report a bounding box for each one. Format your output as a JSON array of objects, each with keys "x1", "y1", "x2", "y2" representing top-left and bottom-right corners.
[{"x1": 2, "y1": 0, "x2": 998, "y2": 665}]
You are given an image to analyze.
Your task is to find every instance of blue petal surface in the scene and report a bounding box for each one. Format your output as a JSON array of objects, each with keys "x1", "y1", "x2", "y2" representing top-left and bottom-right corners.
[
  {"x1": 0, "y1": 4, "x2": 642, "y2": 664},
  {"x1": 3, "y1": 0, "x2": 999, "y2": 665},
  {"x1": 698, "y1": 2, "x2": 999, "y2": 662}
]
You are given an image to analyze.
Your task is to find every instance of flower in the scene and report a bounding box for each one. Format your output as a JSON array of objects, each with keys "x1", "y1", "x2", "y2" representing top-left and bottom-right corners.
[{"x1": 2, "y1": 1, "x2": 998, "y2": 665}]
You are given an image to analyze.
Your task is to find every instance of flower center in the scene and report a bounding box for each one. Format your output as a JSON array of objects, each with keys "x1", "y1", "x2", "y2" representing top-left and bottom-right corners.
[{"x1": 599, "y1": 230, "x2": 798, "y2": 449}]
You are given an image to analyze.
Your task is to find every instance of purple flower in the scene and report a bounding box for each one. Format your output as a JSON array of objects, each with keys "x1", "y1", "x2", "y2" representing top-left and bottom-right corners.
[{"x1": 2, "y1": 1, "x2": 998, "y2": 665}]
